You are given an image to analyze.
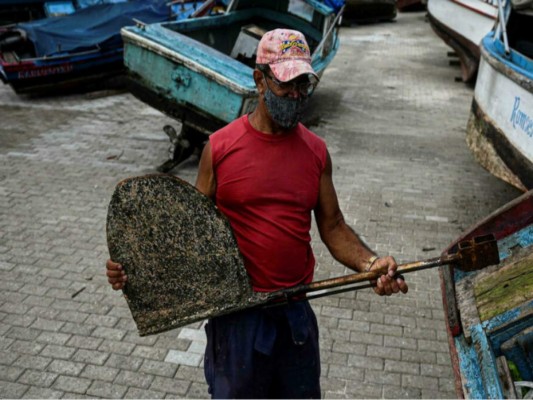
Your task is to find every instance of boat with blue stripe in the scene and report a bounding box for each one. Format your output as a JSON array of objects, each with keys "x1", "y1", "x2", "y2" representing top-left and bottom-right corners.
[
  {"x1": 0, "y1": 0, "x2": 216, "y2": 95},
  {"x1": 466, "y1": 0, "x2": 533, "y2": 191},
  {"x1": 441, "y1": 188, "x2": 533, "y2": 398},
  {"x1": 121, "y1": 0, "x2": 342, "y2": 172}
]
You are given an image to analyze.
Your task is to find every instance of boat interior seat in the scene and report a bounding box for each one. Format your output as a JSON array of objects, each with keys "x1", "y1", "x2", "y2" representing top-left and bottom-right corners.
[{"x1": 230, "y1": 24, "x2": 267, "y2": 68}]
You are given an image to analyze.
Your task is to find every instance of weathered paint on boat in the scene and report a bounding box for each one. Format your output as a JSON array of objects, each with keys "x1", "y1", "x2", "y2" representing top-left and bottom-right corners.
[
  {"x1": 440, "y1": 190, "x2": 533, "y2": 398},
  {"x1": 427, "y1": 0, "x2": 498, "y2": 82},
  {"x1": 466, "y1": 6, "x2": 533, "y2": 191},
  {"x1": 121, "y1": 0, "x2": 340, "y2": 136}
]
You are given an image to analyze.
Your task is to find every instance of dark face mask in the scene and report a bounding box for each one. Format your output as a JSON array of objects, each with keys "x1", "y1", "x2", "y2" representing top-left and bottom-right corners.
[{"x1": 263, "y1": 86, "x2": 309, "y2": 130}]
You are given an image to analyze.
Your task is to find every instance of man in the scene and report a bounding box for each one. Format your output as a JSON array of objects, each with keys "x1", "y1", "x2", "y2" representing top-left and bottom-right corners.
[{"x1": 107, "y1": 29, "x2": 408, "y2": 398}]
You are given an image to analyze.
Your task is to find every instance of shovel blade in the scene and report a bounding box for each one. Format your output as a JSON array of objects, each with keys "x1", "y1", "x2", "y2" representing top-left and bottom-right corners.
[{"x1": 107, "y1": 175, "x2": 256, "y2": 336}]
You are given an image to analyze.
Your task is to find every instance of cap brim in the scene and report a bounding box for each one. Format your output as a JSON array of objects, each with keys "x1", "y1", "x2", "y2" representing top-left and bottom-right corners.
[{"x1": 269, "y1": 60, "x2": 319, "y2": 83}]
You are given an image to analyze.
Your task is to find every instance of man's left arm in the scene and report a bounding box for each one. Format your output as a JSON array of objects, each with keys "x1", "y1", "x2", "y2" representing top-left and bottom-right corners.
[{"x1": 313, "y1": 150, "x2": 408, "y2": 296}]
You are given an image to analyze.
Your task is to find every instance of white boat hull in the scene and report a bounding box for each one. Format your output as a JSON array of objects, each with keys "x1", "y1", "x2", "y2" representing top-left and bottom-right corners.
[
  {"x1": 427, "y1": 0, "x2": 498, "y2": 81},
  {"x1": 466, "y1": 43, "x2": 533, "y2": 191}
]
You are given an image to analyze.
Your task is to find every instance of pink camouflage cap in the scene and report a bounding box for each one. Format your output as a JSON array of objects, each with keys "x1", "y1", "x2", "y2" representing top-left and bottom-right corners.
[{"x1": 256, "y1": 29, "x2": 318, "y2": 83}]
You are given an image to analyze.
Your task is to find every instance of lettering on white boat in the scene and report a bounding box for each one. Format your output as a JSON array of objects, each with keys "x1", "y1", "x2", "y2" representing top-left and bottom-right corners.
[
  {"x1": 17, "y1": 64, "x2": 74, "y2": 79},
  {"x1": 510, "y1": 97, "x2": 533, "y2": 138}
]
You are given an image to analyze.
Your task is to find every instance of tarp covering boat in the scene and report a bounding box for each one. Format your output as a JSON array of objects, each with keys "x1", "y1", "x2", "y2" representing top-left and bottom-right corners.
[{"x1": 16, "y1": 0, "x2": 170, "y2": 57}]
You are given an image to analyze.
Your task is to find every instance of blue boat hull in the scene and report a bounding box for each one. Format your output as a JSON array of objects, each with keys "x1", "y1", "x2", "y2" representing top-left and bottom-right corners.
[{"x1": 441, "y1": 190, "x2": 533, "y2": 398}]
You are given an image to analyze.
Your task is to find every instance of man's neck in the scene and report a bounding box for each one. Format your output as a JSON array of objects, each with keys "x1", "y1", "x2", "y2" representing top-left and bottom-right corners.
[{"x1": 248, "y1": 107, "x2": 289, "y2": 135}]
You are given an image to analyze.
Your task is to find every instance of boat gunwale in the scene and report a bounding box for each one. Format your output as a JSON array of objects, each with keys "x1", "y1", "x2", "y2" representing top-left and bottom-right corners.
[
  {"x1": 480, "y1": 33, "x2": 533, "y2": 92},
  {"x1": 121, "y1": 28, "x2": 258, "y2": 96}
]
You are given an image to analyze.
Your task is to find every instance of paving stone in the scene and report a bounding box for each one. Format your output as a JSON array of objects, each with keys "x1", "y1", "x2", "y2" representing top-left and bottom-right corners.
[
  {"x1": 149, "y1": 376, "x2": 190, "y2": 396},
  {"x1": 0, "y1": 350, "x2": 20, "y2": 365},
  {"x1": 0, "y1": 336, "x2": 13, "y2": 351},
  {"x1": 26, "y1": 306, "x2": 60, "y2": 320},
  {"x1": 327, "y1": 364, "x2": 364, "y2": 381},
  {"x1": 105, "y1": 354, "x2": 144, "y2": 372},
  {"x1": 91, "y1": 325, "x2": 127, "y2": 342},
  {"x1": 366, "y1": 345, "x2": 401, "y2": 361},
  {"x1": 5, "y1": 327, "x2": 41, "y2": 341},
  {"x1": 348, "y1": 355, "x2": 383, "y2": 371},
  {"x1": 86, "y1": 380, "x2": 128, "y2": 398},
  {"x1": 59, "y1": 322, "x2": 96, "y2": 336},
  {"x1": 13, "y1": 355, "x2": 52, "y2": 371},
  {"x1": 22, "y1": 386, "x2": 65, "y2": 399},
  {"x1": 2, "y1": 314, "x2": 36, "y2": 328},
  {"x1": 0, "y1": 365, "x2": 25, "y2": 381},
  {"x1": 17, "y1": 370, "x2": 58, "y2": 388},
  {"x1": 23, "y1": 296, "x2": 54, "y2": 307},
  {"x1": 165, "y1": 350, "x2": 203, "y2": 367},
  {"x1": 402, "y1": 374, "x2": 440, "y2": 390},
  {"x1": 80, "y1": 364, "x2": 119, "y2": 382},
  {"x1": 139, "y1": 360, "x2": 178, "y2": 378},
  {"x1": 345, "y1": 381, "x2": 382, "y2": 399},
  {"x1": 66, "y1": 335, "x2": 102, "y2": 350},
  {"x1": 320, "y1": 306, "x2": 353, "y2": 320},
  {"x1": 321, "y1": 351, "x2": 348, "y2": 366},
  {"x1": 365, "y1": 370, "x2": 402, "y2": 386},
  {"x1": 124, "y1": 387, "x2": 166, "y2": 399},
  {"x1": 383, "y1": 335, "x2": 417, "y2": 351},
  {"x1": 0, "y1": 380, "x2": 29, "y2": 398},
  {"x1": 71, "y1": 349, "x2": 109, "y2": 365},
  {"x1": 97, "y1": 338, "x2": 135, "y2": 355},
  {"x1": 46, "y1": 360, "x2": 85, "y2": 376},
  {"x1": 185, "y1": 381, "x2": 210, "y2": 399},
  {"x1": 114, "y1": 370, "x2": 155, "y2": 389},
  {"x1": 85, "y1": 314, "x2": 119, "y2": 328},
  {"x1": 401, "y1": 349, "x2": 436, "y2": 364},
  {"x1": 131, "y1": 346, "x2": 168, "y2": 361},
  {"x1": 123, "y1": 332, "x2": 159, "y2": 346},
  {"x1": 383, "y1": 385, "x2": 422, "y2": 399},
  {"x1": 52, "y1": 376, "x2": 92, "y2": 394}
]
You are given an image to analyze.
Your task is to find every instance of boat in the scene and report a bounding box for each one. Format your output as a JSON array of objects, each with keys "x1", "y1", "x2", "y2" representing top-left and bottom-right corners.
[
  {"x1": 397, "y1": 0, "x2": 425, "y2": 12},
  {"x1": 0, "y1": 0, "x2": 217, "y2": 95},
  {"x1": 121, "y1": 0, "x2": 342, "y2": 172},
  {"x1": 440, "y1": 189, "x2": 533, "y2": 398},
  {"x1": 466, "y1": 0, "x2": 533, "y2": 192},
  {"x1": 427, "y1": 0, "x2": 498, "y2": 82},
  {"x1": 342, "y1": 0, "x2": 396, "y2": 24}
]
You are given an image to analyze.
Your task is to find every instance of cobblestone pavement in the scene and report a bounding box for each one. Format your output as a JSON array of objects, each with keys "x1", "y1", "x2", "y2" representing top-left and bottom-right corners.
[{"x1": 0, "y1": 11, "x2": 521, "y2": 399}]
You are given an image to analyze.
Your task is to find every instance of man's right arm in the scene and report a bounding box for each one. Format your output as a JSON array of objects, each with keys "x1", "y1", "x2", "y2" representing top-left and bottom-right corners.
[{"x1": 195, "y1": 141, "x2": 216, "y2": 199}]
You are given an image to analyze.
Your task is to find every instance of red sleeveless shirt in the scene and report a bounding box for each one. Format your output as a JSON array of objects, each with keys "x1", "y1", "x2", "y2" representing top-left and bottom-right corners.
[{"x1": 210, "y1": 115, "x2": 327, "y2": 292}]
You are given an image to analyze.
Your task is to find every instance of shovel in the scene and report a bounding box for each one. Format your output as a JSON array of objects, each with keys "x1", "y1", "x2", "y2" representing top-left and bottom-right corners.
[{"x1": 107, "y1": 175, "x2": 500, "y2": 336}]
